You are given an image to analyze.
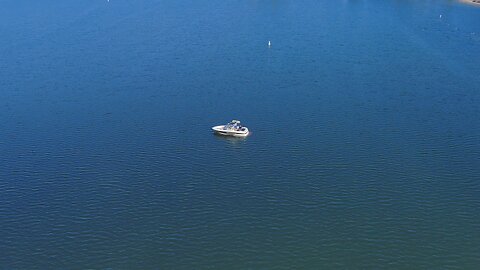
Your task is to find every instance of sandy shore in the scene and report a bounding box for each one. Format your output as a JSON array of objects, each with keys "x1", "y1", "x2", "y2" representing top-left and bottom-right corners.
[{"x1": 459, "y1": 0, "x2": 480, "y2": 6}]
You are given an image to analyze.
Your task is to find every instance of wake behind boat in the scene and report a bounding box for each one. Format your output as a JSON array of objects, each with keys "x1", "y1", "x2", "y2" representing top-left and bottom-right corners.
[{"x1": 212, "y1": 120, "x2": 250, "y2": 137}]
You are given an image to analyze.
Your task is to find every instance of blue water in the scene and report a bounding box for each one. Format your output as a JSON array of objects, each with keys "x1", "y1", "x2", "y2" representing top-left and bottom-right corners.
[{"x1": 1, "y1": 0, "x2": 480, "y2": 268}]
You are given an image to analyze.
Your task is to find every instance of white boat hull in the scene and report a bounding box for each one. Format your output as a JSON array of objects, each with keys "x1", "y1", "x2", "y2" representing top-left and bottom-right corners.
[{"x1": 212, "y1": 125, "x2": 249, "y2": 137}]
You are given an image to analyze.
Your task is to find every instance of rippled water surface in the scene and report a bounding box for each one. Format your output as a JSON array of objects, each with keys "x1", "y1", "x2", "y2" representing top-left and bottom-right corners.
[{"x1": 1, "y1": 0, "x2": 480, "y2": 268}]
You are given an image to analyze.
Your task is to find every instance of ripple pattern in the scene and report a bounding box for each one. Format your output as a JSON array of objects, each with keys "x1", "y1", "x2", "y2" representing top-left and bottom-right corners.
[{"x1": 1, "y1": 0, "x2": 480, "y2": 269}]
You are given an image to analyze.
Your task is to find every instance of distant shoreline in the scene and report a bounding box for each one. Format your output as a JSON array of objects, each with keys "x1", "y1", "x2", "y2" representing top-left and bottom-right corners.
[{"x1": 459, "y1": 0, "x2": 480, "y2": 6}]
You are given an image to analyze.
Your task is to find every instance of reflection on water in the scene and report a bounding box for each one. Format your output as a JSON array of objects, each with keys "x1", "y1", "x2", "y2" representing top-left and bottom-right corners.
[{"x1": 213, "y1": 133, "x2": 249, "y2": 145}]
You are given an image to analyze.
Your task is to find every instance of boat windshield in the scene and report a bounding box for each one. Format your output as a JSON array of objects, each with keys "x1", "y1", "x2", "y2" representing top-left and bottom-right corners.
[{"x1": 226, "y1": 121, "x2": 242, "y2": 130}]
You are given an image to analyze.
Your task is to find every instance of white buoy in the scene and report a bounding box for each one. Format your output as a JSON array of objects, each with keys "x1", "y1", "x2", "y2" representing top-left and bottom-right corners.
[
  {"x1": 268, "y1": 40, "x2": 271, "y2": 47},
  {"x1": 440, "y1": 14, "x2": 442, "y2": 18}
]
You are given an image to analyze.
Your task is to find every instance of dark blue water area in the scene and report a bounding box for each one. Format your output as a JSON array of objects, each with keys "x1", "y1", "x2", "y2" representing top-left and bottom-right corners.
[{"x1": 1, "y1": 0, "x2": 480, "y2": 269}]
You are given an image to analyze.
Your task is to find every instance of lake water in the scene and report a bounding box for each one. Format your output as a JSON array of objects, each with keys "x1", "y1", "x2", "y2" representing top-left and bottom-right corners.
[{"x1": 1, "y1": 0, "x2": 479, "y2": 268}]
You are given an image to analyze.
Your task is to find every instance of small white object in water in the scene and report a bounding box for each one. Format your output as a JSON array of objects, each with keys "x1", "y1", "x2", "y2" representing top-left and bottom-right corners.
[
  {"x1": 268, "y1": 40, "x2": 271, "y2": 47},
  {"x1": 440, "y1": 14, "x2": 442, "y2": 18},
  {"x1": 212, "y1": 120, "x2": 249, "y2": 137}
]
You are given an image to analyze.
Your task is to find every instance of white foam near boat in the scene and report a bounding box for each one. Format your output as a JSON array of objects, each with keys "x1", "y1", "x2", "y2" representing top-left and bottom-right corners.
[{"x1": 212, "y1": 120, "x2": 249, "y2": 137}]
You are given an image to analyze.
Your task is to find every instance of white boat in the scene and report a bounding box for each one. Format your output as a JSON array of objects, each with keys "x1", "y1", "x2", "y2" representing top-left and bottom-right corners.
[{"x1": 212, "y1": 120, "x2": 250, "y2": 137}]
